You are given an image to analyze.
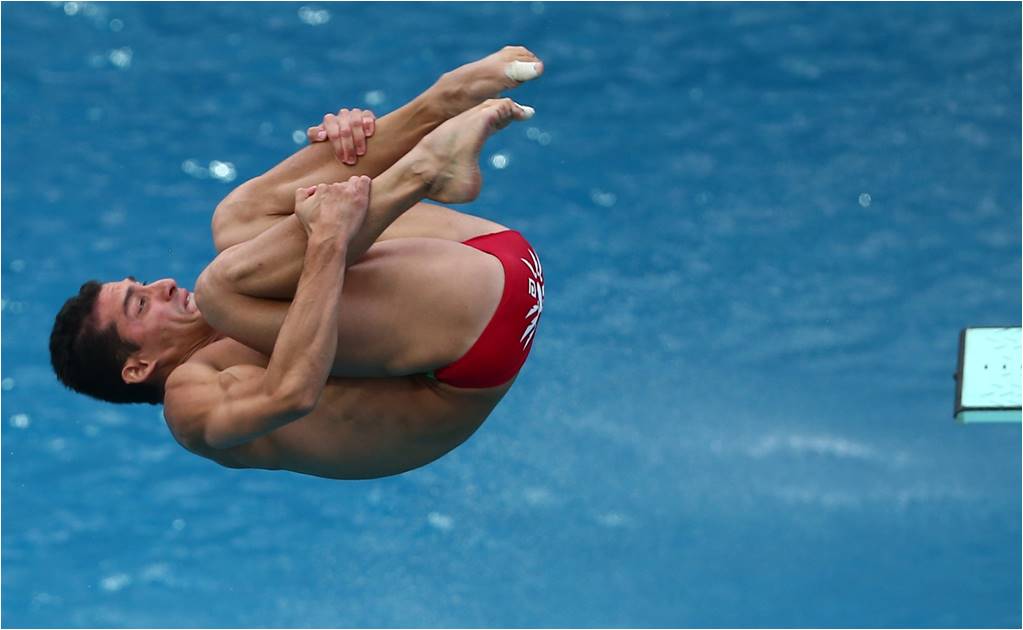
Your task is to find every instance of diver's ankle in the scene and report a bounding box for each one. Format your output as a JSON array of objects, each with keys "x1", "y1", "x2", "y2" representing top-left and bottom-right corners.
[{"x1": 426, "y1": 72, "x2": 467, "y2": 120}]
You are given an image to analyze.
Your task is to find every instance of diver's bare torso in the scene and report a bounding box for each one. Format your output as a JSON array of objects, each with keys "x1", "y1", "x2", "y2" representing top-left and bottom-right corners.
[
  {"x1": 164, "y1": 235, "x2": 514, "y2": 479},
  {"x1": 169, "y1": 338, "x2": 513, "y2": 479}
]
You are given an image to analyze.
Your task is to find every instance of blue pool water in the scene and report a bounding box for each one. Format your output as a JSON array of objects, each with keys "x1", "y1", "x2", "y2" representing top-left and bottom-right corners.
[{"x1": 2, "y1": 2, "x2": 1020, "y2": 627}]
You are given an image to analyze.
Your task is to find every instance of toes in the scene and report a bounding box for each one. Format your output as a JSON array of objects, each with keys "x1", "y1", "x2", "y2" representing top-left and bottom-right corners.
[
  {"x1": 499, "y1": 45, "x2": 543, "y2": 82},
  {"x1": 502, "y1": 45, "x2": 538, "y2": 62},
  {"x1": 512, "y1": 101, "x2": 535, "y2": 119},
  {"x1": 504, "y1": 60, "x2": 542, "y2": 82},
  {"x1": 483, "y1": 98, "x2": 534, "y2": 128}
]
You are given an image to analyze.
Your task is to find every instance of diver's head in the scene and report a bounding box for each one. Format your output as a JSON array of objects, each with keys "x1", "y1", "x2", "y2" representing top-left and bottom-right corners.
[{"x1": 50, "y1": 277, "x2": 208, "y2": 404}]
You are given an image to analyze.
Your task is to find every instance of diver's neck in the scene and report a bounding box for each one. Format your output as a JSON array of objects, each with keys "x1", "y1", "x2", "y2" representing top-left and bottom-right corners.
[
  {"x1": 163, "y1": 329, "x2": 225, "y2": 378},
  {"x1": 182, "y1": 329, "x2": 226, "y2": 362},
  {"x1": 152, "y1": 329, "x2": 225, "y2": 393}
]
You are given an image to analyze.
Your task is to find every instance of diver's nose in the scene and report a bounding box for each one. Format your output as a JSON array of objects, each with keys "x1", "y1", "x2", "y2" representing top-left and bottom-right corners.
[{"x1": 152, "y1": 278, "x2": 177, "y2": 300}]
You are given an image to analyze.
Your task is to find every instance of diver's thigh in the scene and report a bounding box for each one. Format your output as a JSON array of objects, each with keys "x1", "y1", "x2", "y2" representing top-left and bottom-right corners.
[{"x1": 376, "y1": 202, "x2": 508, "y2": 243}]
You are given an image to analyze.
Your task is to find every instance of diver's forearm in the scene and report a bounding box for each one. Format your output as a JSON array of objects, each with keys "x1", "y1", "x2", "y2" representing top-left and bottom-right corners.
[{"x1": 261, "y1": 231, "x2": 348, "y2": 407}]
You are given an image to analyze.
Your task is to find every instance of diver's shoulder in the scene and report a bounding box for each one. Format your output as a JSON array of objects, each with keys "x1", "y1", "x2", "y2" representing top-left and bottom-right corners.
[{"x1": 162, "y1": 362, "x2": 216, "y2": 450}]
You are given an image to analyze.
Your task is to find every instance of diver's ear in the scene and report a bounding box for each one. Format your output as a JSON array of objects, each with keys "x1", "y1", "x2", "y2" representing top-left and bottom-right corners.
[{"x1": 122, "y1": 355, "x2": 156, "y2": 384}]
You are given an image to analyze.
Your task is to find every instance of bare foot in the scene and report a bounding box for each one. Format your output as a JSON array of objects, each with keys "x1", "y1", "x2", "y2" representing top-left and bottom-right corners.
[
  {"x1": 431, "y1": 46, "x2": 544, "y2": 118},
  {"x1": 413, "y1": 98, "x2": 534, "y2": 204}
]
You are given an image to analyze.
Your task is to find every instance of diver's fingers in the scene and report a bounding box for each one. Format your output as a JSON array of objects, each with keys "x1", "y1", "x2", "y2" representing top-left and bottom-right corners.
[
  {"x1": 334, "y1": 109, "x2": 356, "y2": 165},
  {"x1": 347, "y1": 108, "x2": 368, "y2": 158},
  {"x1": 307, "y1": 124, "x2": 327, "y2": 143},
  {"x1": 362, "y1": 109, "x2": 376, "y2": 138}
]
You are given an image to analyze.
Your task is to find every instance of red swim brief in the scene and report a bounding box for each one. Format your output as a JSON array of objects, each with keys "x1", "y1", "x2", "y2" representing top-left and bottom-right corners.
[{"x1": 432, "y1": 230, "x2": 544, "y2": 389}]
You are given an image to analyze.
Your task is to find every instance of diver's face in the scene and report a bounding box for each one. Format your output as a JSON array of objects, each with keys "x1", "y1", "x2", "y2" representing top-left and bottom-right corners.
[{"x1": 94, "y1": 276, "x2": 203, "y2": 370}]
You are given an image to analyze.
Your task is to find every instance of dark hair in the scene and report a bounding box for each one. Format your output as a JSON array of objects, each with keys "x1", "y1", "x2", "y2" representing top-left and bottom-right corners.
[{"x1": 49, "y1": 280, "x2": 162, "y2": 405}]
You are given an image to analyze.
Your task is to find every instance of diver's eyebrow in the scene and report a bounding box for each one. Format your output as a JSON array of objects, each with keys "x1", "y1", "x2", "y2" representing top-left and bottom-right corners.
[{"x1": 122, "y1": 276, "x2": 138, "y2": 317}]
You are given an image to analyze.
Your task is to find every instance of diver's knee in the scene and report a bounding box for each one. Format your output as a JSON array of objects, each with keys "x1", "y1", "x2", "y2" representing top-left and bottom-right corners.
[
  {"x1": 211, "y1": 177, "x2": 272, "y2": 251},
  {"x1": 193, "y1": 266, "x2": 217, "y2": 315},
  {"x1": 194, "y1": 259, "x2": 234, "y2": 326},
  {"x1": 211, "y1": 199, "x2": 253, "y2": 252}
]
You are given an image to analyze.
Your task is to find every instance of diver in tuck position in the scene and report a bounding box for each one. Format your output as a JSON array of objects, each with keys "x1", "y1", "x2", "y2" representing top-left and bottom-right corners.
[{"x1": 49, "y1": 47, "x2": 546, "y2": 479}]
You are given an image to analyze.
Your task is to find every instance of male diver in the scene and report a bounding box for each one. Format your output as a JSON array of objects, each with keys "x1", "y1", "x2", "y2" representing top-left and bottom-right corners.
[{"x1": 49, "y1": 47, "x2": 546, "y2": 479}]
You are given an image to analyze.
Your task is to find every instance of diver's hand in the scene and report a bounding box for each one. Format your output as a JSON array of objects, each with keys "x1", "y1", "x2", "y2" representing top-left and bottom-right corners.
[
  {"x1": 307, "y1": 108, "x2": 376, "y2": 166},
  {"x1": 293, "y1": 177, "x2": 371, "y2": 243}
]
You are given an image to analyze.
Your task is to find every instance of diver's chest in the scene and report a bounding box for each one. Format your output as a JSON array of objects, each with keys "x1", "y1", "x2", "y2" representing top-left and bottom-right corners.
[{"x1": 198, "y1": 338, "x2": 271, "y2": 370}]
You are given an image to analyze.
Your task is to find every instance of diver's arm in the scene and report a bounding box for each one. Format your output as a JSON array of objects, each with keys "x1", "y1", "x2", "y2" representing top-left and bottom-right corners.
[{"x1": 174, "y1": 179, "x2": 368, "y2": 449}]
